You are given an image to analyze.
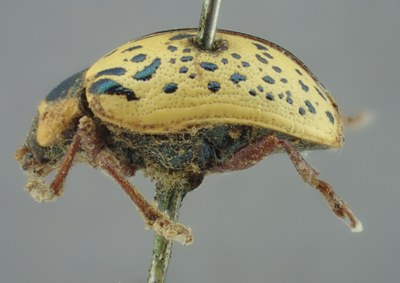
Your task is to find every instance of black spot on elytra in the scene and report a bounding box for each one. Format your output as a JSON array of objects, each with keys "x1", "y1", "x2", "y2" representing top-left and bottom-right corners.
[
  {"x1": 257, "y1": 85, "x2": 264, "y2": 92},
  {"x1": 133, "y1": 58, "x2": 161, "y2": 81},
  {"x1": 181, "y1": 56, "x2": 193, "y2": 62},
  {"x1": 249, "y1": 90, "x2": 257, "y2": 96},
  {"x1": 231, "y1": 53, "x2": 241, "y2": 59},
  {"x1": 280, "y1": 78, "x2": 288, "y2": 84},
  {"x1": 200, "y1": 62, "x2": 218, "y2": 71},
  {"x1": 253, "y1": 42, "x2": 268, "y2": 50},
  {"x1": 131, "y1": 54, "x2": 146, "y2": 63},
  {"x1": 299, "y1": 107, "x2": 306, "y2": 115},
  {"x1": 95, "y1": 67, "x2": 126, "y2": 78},
  {"x1": 286, "y1": 91, "x2": 293, "y2": 104},
  {"x1": 122, "y1": 45, "x2": 142, "y2": 53},
  {"x1": 208, "y1": 81, "x2": 221, "y2": 92},
  {"x1": 305, "y1": 100, "x2": 316, "y2": 114},
  {"x1": 263, "y1": 75, "x2": 275, "y2": 84},
  {"x1": 221, "y1": 58, "x2": 228, "y2": 64},
  {"x1": 242, "y1": 61, "x2": 250, "y2": 67},
  {"x1": 326, "y1": 111, "x2": 335, "y2": 124},
  {"x1": 299, "y1": 80, "x2": 309, "y2": 92},
  {"x1": 167, "y1": 46, "x2": 177, "y2": 52},
  {"x1": 169, "y1": 58, "x2": 176, "y2": 64},
  {"x1": 179, "y1": 66, "x2": 188, "y2": 73},
  {"x1": 183, "y1": 48, "x2": 191, "y2": 53},
  {"x1": 272, "y1": 66, "x2": 282, "y2": 73},
  {"x1": 263, "y1": 52, "x2": 273, "y2": 59},
  {"x1": 315, "y1": 87, "x2": 327, "y2": 101},
  {"x1": 90, "y1": 78, "x2": 138, "y2": 101},
  {"x1": 296, "y1": 69, "x2": 303, "y2": 76},
  {"x1": 278, "y1": 93, "x2": 284, "y2": 99},
  {"x1": 230, "y1": 73, "x2": 246, "y2": 84},
  {"x1": 266, "y1": 93, "x2": 274, "y2": 101},
  {"x1": 169, "y1": 34, "x2": 194, "y2": 40},
  {"x1": 256, "y1": 54, "x2": 268, "y2": 64},
  {"x1": 163, "y1": 83, "x2": 178, "y2": 94},
  {"x1": 189, "y1": 73, "x2": 196, "y2": 79}
]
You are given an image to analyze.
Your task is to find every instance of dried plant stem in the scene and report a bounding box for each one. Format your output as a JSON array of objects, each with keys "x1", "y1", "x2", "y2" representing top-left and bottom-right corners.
[{"x1": 147, "y1": 188, "x2": 186, "y2": 283}]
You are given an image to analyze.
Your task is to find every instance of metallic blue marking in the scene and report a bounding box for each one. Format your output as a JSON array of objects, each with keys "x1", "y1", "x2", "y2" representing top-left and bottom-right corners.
[
  {"x1": 183, "y1": 48, "x2": 191, "y2": 53},
  {"x1": 181, "y1": 56, "x2": 193, "y2": 62},
  {"x1": 263, "y1": 52, "x2": 274, "y2": 59},
  {"x1": 256, "y1": 54, "x2": 268, "y2": 64},
  {"x1": 221, "y1": 58, "x2": 228, "y2": 64},
  {"x1": 272, "y1": 66, "x2": 282, "y2": 73},
  {"x1": 326, "y1": 111, "x2": 335, "y2": 124},
  {"x1": 280, "y1": 78, "x2": 288, "y2": 84},
  {"x1": 208, "y1": 81, "x2": 221, "y2": 92},
  {"x1": 230, "y1": 73, "x2": 246, "y2": 84},
  {"x1": 189, "y1": 73, "x2": 196, "y2": 79},
  {"x1": 170, "y1": 58, "x2": 176, "y2": 64},
  {"x1": 122, "y1": 45, "x2": 142, "y2": 53},
  {"x1": 95, "y1": 67, "x2": 127, "y2": 78},
  {"x1": 179, "y1": 66, "x2": 188, "y2": 73},
  {"x1": 200, "y1": 62, "x2": 218, "y2": 72},
  {"x1": 305, "y1": 100, "x2": 316, "y2": 114},
  {"x1": 131, "y1": 53, "x2": 146, "y2": 63},
  {"x1": 168, "y1": 45, "x2": 177, "y2": 52},
  {"x1": 46, "y1": 70, "x2": 86, "y2": 102},
  {"x1": 163, "y1": 83, "x2": 178, "y2": 94},
  {"x1": 263, "y1": 75, "x2": 275, "y2": 84},
  {"x1": 241, "y1": 61, "x2": 250, "y2": 67},
  {"x1": 133, "y1": 58, "x2": 161, "y2": 81},
  {"x1": 170, "y1": 34, "x2": 194, "y2": 40},
  {"x1": 315, "y1": 87, "x2": 327, "y2": 100},
  {"x1": 299, "y1": 80, "x2": 309, "y2": 92},
  {"x1": 249, "y1": 90, "x2": 257, "y2": 96},
  {"x1": 299, "y1": 107, "x2": 306, "y2": 115},
  {"x1": 257, "y1": 85, "x2": 264, "y2": 92},
  {"x1": 266, "y1": 93, "x2": 274, "y2": 101},
  {"x1": 89, "y1": 78, "x2": 138, "y2": 101},
  {"x1": 253, "y1": 42, "x2": 268, "y2": 50},
  {"x1": 231, "y1": 53, "x2": 241, "y2": 59},
  {"x1": 286, "y1": 91, "x2": 293, "y2": 104}
]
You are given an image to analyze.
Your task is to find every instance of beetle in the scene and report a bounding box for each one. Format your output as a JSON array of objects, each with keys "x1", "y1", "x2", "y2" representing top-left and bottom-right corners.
[{"x1": 15, "y1": 29, "x2": 362, "y2": 245}]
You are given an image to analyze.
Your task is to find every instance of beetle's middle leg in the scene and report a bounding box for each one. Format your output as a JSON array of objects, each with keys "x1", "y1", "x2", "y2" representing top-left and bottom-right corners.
[{"x1": 76, "y1": 116, "x2": 193, "y2": 245}]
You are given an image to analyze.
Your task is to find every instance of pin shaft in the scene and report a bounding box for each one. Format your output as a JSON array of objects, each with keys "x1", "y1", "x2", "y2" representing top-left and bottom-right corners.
[{"x1": 196, "y1": 0, "x2": 222, "y2": 50}]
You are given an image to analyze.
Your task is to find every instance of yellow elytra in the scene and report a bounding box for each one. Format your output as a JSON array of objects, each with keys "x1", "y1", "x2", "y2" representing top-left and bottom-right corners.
[{"x1": 85, "y1": 29, "x2": 343, "y2": 148}]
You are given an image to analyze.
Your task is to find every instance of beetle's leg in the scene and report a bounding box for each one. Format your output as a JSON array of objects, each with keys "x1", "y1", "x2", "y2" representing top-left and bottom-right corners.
[
  {"x1": 210, "y1": 135, "x2": 279, "y2": 173},
  {"x1": 19, "y1": 135, "x2": 82, "y2": 203},
  {"x1": 76, "y1": 116, "x2": 193, "y2": 245},
  {"x1": 211, "y1": 135, "x2": 362, "y2": 232},
  {"x1": 275, "y1": 137, "x2": 363, "y2": 232},
  {"x1": 49, "y1": 135, "x2": 82, "y2": 196}
]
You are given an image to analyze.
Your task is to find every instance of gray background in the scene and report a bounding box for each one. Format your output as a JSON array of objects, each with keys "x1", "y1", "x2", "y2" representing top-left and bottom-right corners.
[{"x1": 1, "y1": 0, "x2": 399, "y2": 282}]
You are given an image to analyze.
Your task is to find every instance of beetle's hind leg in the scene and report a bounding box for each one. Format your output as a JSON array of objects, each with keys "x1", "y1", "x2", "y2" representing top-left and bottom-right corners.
[
  {"x1": 275, "y1": 137, "x2": 363, "y2": 232},
  {"x1": 211, "y1": 135, "x2": 362, "y2": 232}
]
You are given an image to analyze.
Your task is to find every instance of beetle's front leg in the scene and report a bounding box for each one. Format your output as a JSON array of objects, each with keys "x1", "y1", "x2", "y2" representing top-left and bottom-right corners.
[{"x1": 211, "y1": 135, "x2": 362, "y2": 232}]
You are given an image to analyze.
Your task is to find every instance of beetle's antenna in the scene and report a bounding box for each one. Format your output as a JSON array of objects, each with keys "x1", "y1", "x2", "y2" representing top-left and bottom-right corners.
[{"x1": 196, "y1": 0, "x2": 222, "y2": 50}]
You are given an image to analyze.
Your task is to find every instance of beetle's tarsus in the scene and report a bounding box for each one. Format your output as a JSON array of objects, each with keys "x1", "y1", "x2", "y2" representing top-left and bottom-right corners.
[
  {"x1": 277, "y1": 137, "x2": 363, "y2": 232},
  {"x1": 25, "y1": 177, "x2": 61, "y2": 202}
]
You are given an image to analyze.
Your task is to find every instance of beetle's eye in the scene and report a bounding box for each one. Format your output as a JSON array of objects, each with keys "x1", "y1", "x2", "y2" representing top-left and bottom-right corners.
[{"x1": 89, "y1": 79, "x2": 139, "y2": 101}]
